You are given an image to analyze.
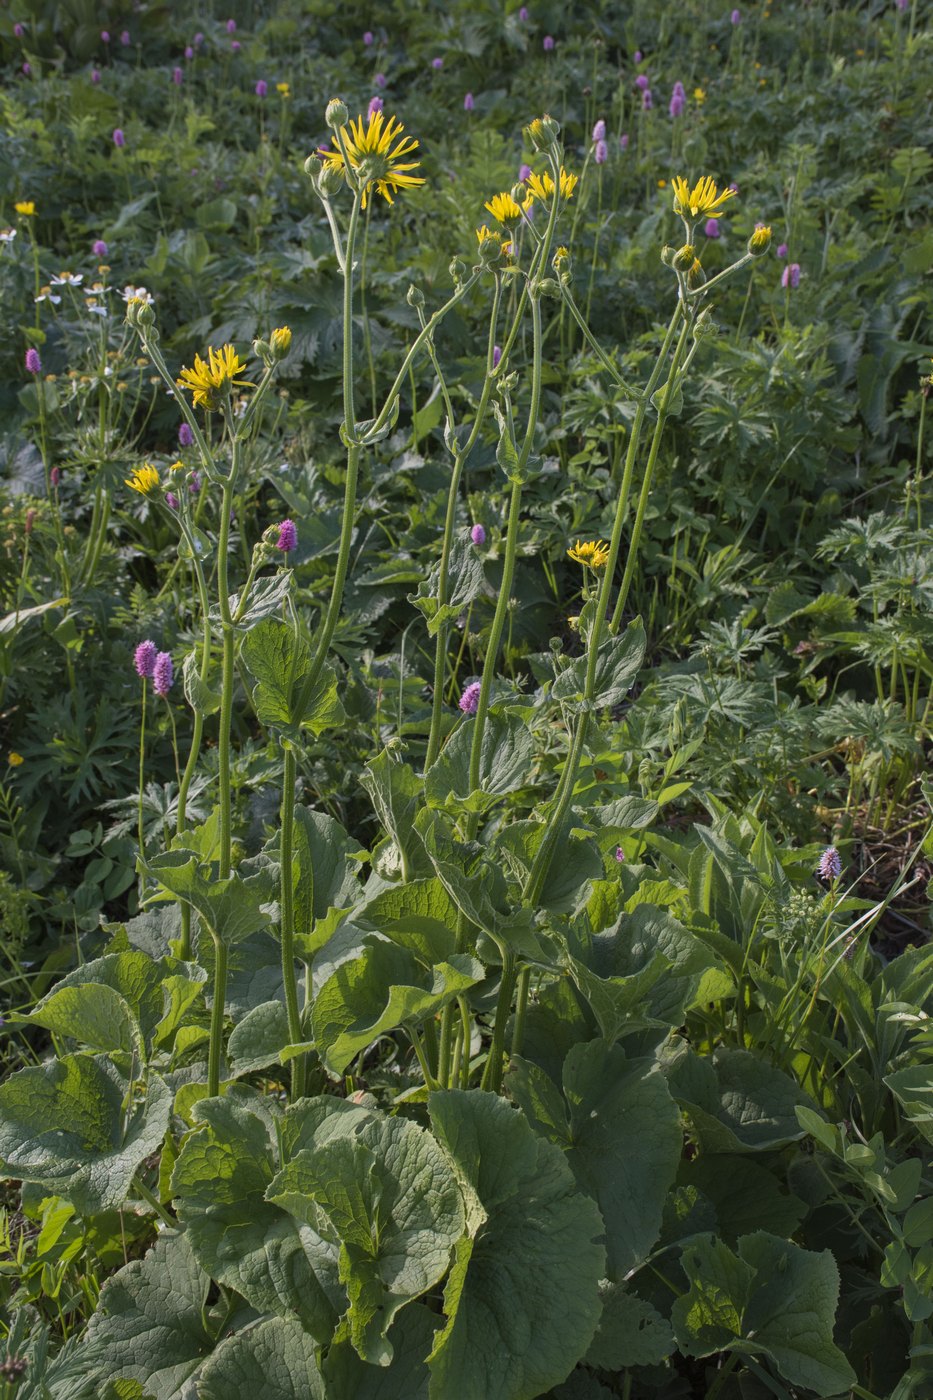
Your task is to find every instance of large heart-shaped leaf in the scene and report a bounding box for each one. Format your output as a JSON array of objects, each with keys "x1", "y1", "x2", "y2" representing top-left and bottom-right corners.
[
  {"x1": 427, "y1": 1090, "x2": 605, "y2": 1400},
  {"x1": 196, "y1": 1316, "x2": 325, "y2": 1400},
  {"x1": 170, "y1": 1089, "x2": 342, "y2": 1342},
  {"x1": 143, "y1": 849, "x2": 276, "y2": 945},
  {"x1": 268, "y1": 1114, "x2": 464, "y2": 1365},
  {"x1": 323, "y1": 1303, "x2": 438, "y2": 1399},
  {"x1": 425, "y1": 713, "x2": 535, "y2": 814},
  {"x1": 666, "y1": 1046, "x2": 811, "y2": 1153},
  {"x1": 241, "y1": 618, "x2": 344, "y2": 739},
  {"x1": 0, "y1": 1056, "x2": 170, "y2": 1214}
]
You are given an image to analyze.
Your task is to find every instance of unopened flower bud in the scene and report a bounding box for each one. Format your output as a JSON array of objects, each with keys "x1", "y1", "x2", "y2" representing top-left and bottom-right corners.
[
  {"x1": 672, "y1": 243, "x2": 695, "y2": 272},
  {"x1": 125, "y1": 296, "x2": 156, "y2": 330},
  {"x1": 686, "y1": 257, "x2": 706, "y2": 290},
  {"x1": 315, "y1": 163, "x2": 344, "y2": 199},
  {"x1": 510, "y1": 183, "x2": 527, "y2": 206},
  {"x1": 252, "y1": 337, "x2": 271, "y2": 362},
  {"x1": 692, "y1": 306, "x2": 716, "y2": 338},
  {"x1": 660, "y1": 244, "x2": 676, "y2": 267},
  {"x1": 535, "y1": 277, "x2": 561, "y2": 299},
  {"x1": 270, "y1": 326, "x2": 292, "y2": 360},
  {"x1": 747, "y1": 223, "x2": 772, "y2": 256},
  {"x1": 407, "y1": 284, "x2": 425, "y2": 308},
  {"x1": 449, "y1": 255, "x2": 467, "y2": 284},
  {"x1": 325, "y1": 97, "x2": 349, "y2": 129},
  {"x1": 524, "y1": 113, "x2": 560, "y2": 151},
  {"x1": 552, "y1": 245, "x2": 572, "y2": 283}
]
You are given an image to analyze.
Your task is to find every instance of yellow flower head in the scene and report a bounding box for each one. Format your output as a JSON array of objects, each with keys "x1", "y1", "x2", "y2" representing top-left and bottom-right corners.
[
  {"x1": 671, "y1": 175, "x2": 736, "y2": 221},
  {"x1": 567, "y1": 539, "x2": 610, "y2": 570},
  {"x1": 693, "y1": 88, "x2": 706, "y2": 104},
  {"x1": 484, "y1": 191, "x2": 531, "y2": 225},
  {"x1": 277, "y1": 82, "x2": 290, "y2": 97},
  {"x1": 177, "y1": 343, "x2": 251, "y2": 411},
  {"x1": 525, "y1": 167, "x2": 578, "y2": 204},
  {"x1": 169, "y1": 460, "x2": 187, "y2": 475},
  {"x1": 748, "y1": 224, "x2": 772, "y2": 254},
  {"x1": 125, "y1": 464, "x2": 161, "y2": 497},
  {"x1": 8, "y1": 752, "x2": 24, "y2": 767},
  {"x1": 317, "y1": 110, "x2": 425, "y2": 209},
  {"x1": 14, "y1": 201, "x2": 36, "y2": 217},
  {"x1": 270, "y1": 326, "x2": 292, "y2": 358}
]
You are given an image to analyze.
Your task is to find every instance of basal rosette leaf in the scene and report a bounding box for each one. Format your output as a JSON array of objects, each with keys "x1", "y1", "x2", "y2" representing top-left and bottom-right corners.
[
  {"x1": 267, "y1": 1114, "x2": 464, "y2": 1366},
  {"x1": 427, "y1": 1090, "x2": 605, "y2": 1400},
  {"x1": 196, "y1": 1316, "x2": 325, "y2": 1400},
  {"x1": 0, "y1": 1055, "x2": 170, "y2": 1214}
]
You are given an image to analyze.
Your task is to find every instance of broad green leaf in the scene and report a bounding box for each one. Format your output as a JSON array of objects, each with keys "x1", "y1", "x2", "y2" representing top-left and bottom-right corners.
[
  {"x1": 410, "y1": 534, "x2": 488, "y2": 636},
  {"x1": 292, "y1": 807, "x2": 364, "y2": 933},
  {"x1": 585, "y1": 1281, "x2": 674, "y2": 1369},
  {"x1": 170, "y1": 1090, "x2": 341, "y2": 1341},
  {"x1": 672, "y1": 1233, "x2": 755, "y2": 1355},
  {"x1": 362, "y1": 750, "x2": 433, "y2": 880},
  {"x1": 566, "y1": 948, "x2": 669, "y2": 1043},
  {"x1": 425, "y1": 713, "x2": 535, "y2": 813},
  {"x1": 268, "y1": 1114, "x2": 464, "y2": 1365},
  {"x1": 16, "y1": 951, "x2": 205, "y2": 1058},
  {"x1": 739, "y1": 1232, "x2": 856, "y2": 1394},
  {"x1": 227, "y1": 999, "x2": 291, "y2": 1075},
  {"x1": 311, "y1": 937, "x2": 484, "y2": 1076},
  {"x1": 679, "y1": 1155, "x2": 807, "y2": 1242},
  {"x1": 212, "y1": 572, "x2": 291, "y2": 629},
  {"x1": 562, "y1": 1042, "x2": 682, "y2": 1279},
  {"x1": 427, "y1": 1090, "x2": 605, "y2": 1400},
  {"x1": 497, "y1": 817, "x2": 603, "y2": 915},
  {"x1": 241, "y1": 618, "x2": 345, "y2": 738},
  {"x1": 143, "y1": 848, "x2": 276, "y2": 945},
  {"x1": 181, "y1": 650, "x2": 220, "y2": 717},
  {"x1": 416, "y1": 809, "x2": 509, "y2": 932},
  {"x1": 323, "y1": 1303, "x2": 439, "y2": 1400},
  {"x1": 359, "y1": 878, "x2": 460, "y2": 963},
  {"x1": 196, "y1": 1316, "x2": 325, "y2": 1400},
  {"x1": 86, "y1": 1232, "x2": 213, "y2": 1399},
  {"x1": 0, "y1": 1056, "x2": 171, "y2": 1214},
  {"x1": 552, "y1": 618, "x2": 645, "y2": 711},
  {"x1": 667, "y1": 1046, "x2": 810, "y2": 1152},
  {"x1": 885, "y1": 1066, "x2": 933, "y2": 1146}
]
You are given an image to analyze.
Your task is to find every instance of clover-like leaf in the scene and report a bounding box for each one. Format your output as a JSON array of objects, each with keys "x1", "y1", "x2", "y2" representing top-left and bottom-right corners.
[{"x1": 0, "y1": 1056, "x2": 171, "y2": 1214}]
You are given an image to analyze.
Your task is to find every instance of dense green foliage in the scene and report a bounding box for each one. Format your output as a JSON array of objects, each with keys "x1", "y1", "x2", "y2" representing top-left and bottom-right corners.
[{"x1": 1, "y1": 1, "x2": 932, "y2": 1397}]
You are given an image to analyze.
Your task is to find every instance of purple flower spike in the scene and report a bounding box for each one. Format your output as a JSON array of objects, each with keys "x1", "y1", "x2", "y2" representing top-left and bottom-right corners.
[
  {"x1": 592, "y1": 118, "x2": 606, "y2": 142},
  {"x1": 614, "y1": 846, "x2": 626, "y2": 862},
  {"x1": 189, "y1": 470, "x2": 201, "y2": 493},
  {"x1": 704, "y1": 218, "x2": 720, "y2": 238},
  {"x1": 635, "y1": 73, "x2": 649, "y2": 90},
  {"x1": 231, "y1": 40, "x2": 241, "y2": 51},
  {"x1": 471, "y1": 524, "x2": 486, "y2": 545},
  {"x1": 464, "y1": 91, "x2": 474, "y2": 111},
  {"x1": 178, "y1": 422, "x2": 194, "y2": 446},
  {"x1": 595, "y1": 139, "x2": 608, "y2": 164},
  {"x1": 25, "y1": 348, "x2": 42, "y2": 375},
  {"x1": 669, "y1": 90, "x2": 685, "y2": 118},
  {"x1": 173, "y1": 67, "x2": 183, "y2": 84},
  {"x1": 134, "y1": 639, "x2": 158, "y2": 679},
  {"x1": 120, "y1": 30, "x2": 130, "y2": 45},
  {"x1": 819, "y1": 846, "x2": 842, "y2": 881},
  {"x1": 152, "y1": 651, "x2": 174, "y2": 697},
  {"x1": 731, "y1": 8, "x2": 741, "y2": 23},
  {"x1": 519, "y1": 163, "x2": 532, "y2": 181},
  {"x1": 14, "y1": 23, "x2": 24, "y2": 37},
  {"x1": 165, "y1": 491, "x2": 179, "y2": 510},
  {"x1": 92, "y1": 238, "x2": 108, "y2": 256},
  {"x1": 782, "y1": 262, "x2": 801, "y2": 289},
  {"x1": 776, "y1": 242, "x2": 788, "y2": 258},
  {"x1": 633, "y1": 49, "x2": 643, "y2": 62},
  {"x1": 226, "y1": 18, "x2": 236, "y2": 32},
  {"x1": 375, "y1": 71, "x2": 387, "y2": 87},
  {"x1": 50, "y1": 466, "x2": 61, "y2": 487},
  {"x1": 432, "y1": 56, "x2": 443, "y2": 69},
  {"x1": 113, "y1": 128, "x2": 125, "y2": 147},
  {"x1": 91, "y1": 68, "x2": 101, "y2": 83},
  {"x1": 458, "y1": 680, "x2": 482, "y2": 714},
  {"x1": 492, "y1": 344, "x2": 502, "y2": 368},
  {"x1": 101, "y1": 29, "x2": 110, "y2": 42},
  {"x1": 543, "y1": 34, "x2": 555, "y2": 50},
  {"x1": 255, "y1": 79, "x2": 267, "y2": 96},
  {"x1": 619, "y1": 132, "x2": 629, "y2": 150},
  {"x1": 642, "y1": 88, "x2": 653, "y2": 110},
  {"x1": 368, "y1": 95, "x2": 384, "y2": 117},
  {"x1": 22, "y1": 61, "x2": 31, "y2": 75},
  {"x1": 185, "y1": 45, "x2": 194, "y2": 58},
  {"x1": 519, "y1": 6, "x2": 529, "y2": 19},
  {"x1": 363, "y1": 30, "x2": 374, "y2": 45},
  {"x1": 276, "y1": 519, "x2": 298, "y2": 552},
  {"x1": 194, "y1": 32, "x2": 204, "y2": 46}
]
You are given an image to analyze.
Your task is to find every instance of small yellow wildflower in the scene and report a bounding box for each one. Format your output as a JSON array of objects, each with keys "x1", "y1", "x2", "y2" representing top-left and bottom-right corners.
[
  {"x1": 169, "y1": 460, "x2": 187, "y2": 475},
  {"x1": 270, "y1": 326, "x2": 292, "y2": 359},
  {"x1": 525, "y1": 167, "x2": 578, "y2": 204},
  {"x1": 277, "y1": 82, "x2": 290, "y2": 97},
  {"x1": 484, "y1": 191, "x2": 531, "y2": 225},
  {"x1": 657, "y1": 179, "x2": 668, "y2": 189},
  {"x1": 8, "y1": 752, "x2": 24, "y2": 767},
  {"x1": 671, "y1": 175, "x2": 736, "y2": 221},
  {"x1": 567, "y1": 539, "x2": 610, "y2": 570},
  {"x1": 475, "y1": 226, "x2": 513, "y2": 260},
  {"x1": 177, "y1": 344, "x2": 251, "y2": 411},
  {"x1": 14, "y1": 201, "x2": 36, "y2": 217},
  {"x1": 693, "y1": 88, "x2": 706, "y2": 104},
  {"x1": 748, "y1": 225, "x2": 772, "y2": 254},
  {"x1": 125, "y1": 464, "x2": 161, "y2": 497},
  {"x1": 318, "y1": 109, "x2": 425, "y2": 209}
]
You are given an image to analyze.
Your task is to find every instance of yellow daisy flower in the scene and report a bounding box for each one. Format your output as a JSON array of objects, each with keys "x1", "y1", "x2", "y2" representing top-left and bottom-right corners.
[
  {"x1": 177, "y1": 344, "x2": 251, "y2": 411},
  {"x1": 8, "y1": 752, "x2": 24, "y2": 767},
  {"x1": 484, "y1": 191, "x2": 532, "y2": 225},
  {"x1": 317, "y1": 109, "x2": 425, "y2": 209},
  {"x1": 671, "y1": 175, "x2": 736, "y2": 221},
  {"x1": 525, "y1": 167, "x2": 579, "y2": 204},
  {"x1": 14, "y1": 201, "x2": 36, "y2": 217},
  {"x1": 277, "y1": 82, "x2": 290, "y2": 97},
  {"x1": 125, "y1": 464, "x2": 161, "y2": 497},
  {"x1": 567, "y1": 539, "x2": 610, "y2": 570}
]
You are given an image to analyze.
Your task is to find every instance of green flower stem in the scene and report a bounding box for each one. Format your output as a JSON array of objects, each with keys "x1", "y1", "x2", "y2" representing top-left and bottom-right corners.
[
  {"x1": 207, "y1": 930, "x2": 227, "y2": 1098},
  {"x1": 521, "y1": 303, "x2": 687, "y2": 909},
  {"x1": 279, "y1": 745, "x2": 306, "y2": 1100},
  {"x1": 511, "y1": 966, "x2": 531, "y2": 1057},
  {"x1": 137, "y1": 681, "x2": 147, "y2": 862},
  {"x1": 424, "y1": 277, "x2": 503, "y2": 769},
  {"x1": 558, "y1": 284, "x2": 642, "y2": 400},
  {"x1": 174, "y1": 513, "x2": 213, "y2": 960},
  {"x1": 131, "y1": 1173, "x2": 176, "y2": 1228},
  {"x1": 406, "y1": 1022, "x2": 440, "y2": 1091},
  {"x1": 139, "y1": 334, "x2": 218, "y2": 480},
  {"x1": 480, "y1": 950, "x2": 516, "y2": 1094}
]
